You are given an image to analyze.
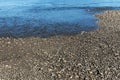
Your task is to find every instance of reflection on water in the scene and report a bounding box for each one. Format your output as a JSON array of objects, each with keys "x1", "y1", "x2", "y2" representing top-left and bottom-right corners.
[{"x1": 0, "y1": 0, "x2": 120, "y2": 37}]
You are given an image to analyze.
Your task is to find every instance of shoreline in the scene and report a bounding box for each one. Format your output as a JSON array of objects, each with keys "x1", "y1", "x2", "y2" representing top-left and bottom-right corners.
[{"x1": 0, "y1": 10, "x2": 120, "y2": 80}]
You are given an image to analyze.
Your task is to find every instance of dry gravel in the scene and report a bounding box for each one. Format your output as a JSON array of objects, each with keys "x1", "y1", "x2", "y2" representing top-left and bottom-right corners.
[{"x1": 0, "y1": 10, "x2": 120, "y2": 80}]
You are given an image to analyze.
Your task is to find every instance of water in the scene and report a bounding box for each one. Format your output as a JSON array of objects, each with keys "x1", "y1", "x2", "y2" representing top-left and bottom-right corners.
[{"x1": 0, "y1": 0, "x2": 120, "y2": 37}]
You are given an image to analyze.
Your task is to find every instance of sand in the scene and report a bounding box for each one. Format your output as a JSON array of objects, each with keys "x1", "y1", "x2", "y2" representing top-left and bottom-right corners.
[{"x1": 0, "y1": 10, "x2": 120, "y2": 80}]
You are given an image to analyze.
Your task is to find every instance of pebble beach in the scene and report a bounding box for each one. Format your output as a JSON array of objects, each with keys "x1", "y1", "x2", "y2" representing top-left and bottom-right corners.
[{"x1": 0, "y1": 10, "x2": 120, "y2": 80}]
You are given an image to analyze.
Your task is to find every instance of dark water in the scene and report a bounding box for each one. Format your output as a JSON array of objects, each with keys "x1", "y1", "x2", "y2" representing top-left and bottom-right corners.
[{"x1": 0, "y1": 0, "x2": 120, "y2": 37}]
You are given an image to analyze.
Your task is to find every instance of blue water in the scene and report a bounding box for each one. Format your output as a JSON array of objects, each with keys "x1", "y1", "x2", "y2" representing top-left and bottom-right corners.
[{"x1": 0, "y1": 0, "x2": 120, "y2": 37}]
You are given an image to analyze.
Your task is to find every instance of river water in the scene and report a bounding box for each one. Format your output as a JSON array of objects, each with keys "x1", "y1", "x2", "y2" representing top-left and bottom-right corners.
[{"x1": 0, "y1": 0, "x2": 120, "y2": 37}]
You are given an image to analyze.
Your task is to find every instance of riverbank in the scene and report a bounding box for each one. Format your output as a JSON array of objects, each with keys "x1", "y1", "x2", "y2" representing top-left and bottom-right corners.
[{"x1": 0, "y1": 10, "x2": 120, "y2": 80}]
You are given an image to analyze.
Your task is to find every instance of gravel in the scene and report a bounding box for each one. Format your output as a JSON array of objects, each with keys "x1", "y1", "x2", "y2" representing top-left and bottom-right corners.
[{"x1": 0, "y1": 10, "x2": 120, "y2": 80}]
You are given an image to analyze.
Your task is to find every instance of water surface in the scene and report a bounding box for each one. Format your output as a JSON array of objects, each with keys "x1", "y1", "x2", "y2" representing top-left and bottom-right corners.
[{"x1": 0, "y1": 0, "x2": 120, "y2": 37}]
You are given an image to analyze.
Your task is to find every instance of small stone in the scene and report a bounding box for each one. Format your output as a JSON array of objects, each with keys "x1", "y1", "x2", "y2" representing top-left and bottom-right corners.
[
  {"x1": 78, "y1": 63, "x2": 81, "y2": 66},
  {"x1": 5, "y1": 65, "x2": 11, "y2": 68},
  {"x1": 75, "y1": 75, "x2": 79, "y2": 78},
  {"x1": 49, "y1": 68, "x2": 53, "y2": 72},
  {"x1": 7, "y1": 41, "x2": 11, "y2": 44},
  {"x1": 81, "y1": 31, "x2": 85, "y2": 35}
]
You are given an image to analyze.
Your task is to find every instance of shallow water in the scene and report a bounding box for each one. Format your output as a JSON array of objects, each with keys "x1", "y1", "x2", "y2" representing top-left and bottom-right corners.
[{"x1": 0, "y1": 0, "x2": 120, "y2": 37}]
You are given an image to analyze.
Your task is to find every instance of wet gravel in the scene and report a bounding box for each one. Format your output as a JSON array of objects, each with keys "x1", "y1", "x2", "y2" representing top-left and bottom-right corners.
[{"x1": 0, "y1": 10, "x2": 120, "y2": 80}]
